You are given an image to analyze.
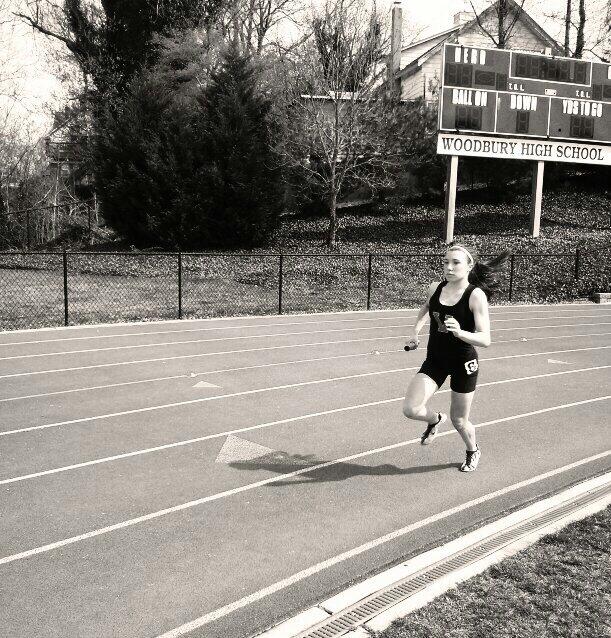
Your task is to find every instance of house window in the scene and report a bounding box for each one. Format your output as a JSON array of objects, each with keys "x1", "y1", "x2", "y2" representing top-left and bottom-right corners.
[
  {"x1": 516, "y1": 111, "x2": 530, "y2": 134},
  {"x1": 455, "y1": 106, "x2": 482, "y2": 130},
  {"x1": 570, "y1": 115, "x2": 594, "y2": 139}
]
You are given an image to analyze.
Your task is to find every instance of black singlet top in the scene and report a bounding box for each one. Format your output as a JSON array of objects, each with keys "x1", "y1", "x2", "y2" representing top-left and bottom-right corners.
[{"x1": 427, "y1": 281, "x2": 477, "y2": 360}]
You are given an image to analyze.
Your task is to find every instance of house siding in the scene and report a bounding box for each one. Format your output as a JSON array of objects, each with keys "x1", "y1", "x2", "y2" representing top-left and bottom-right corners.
[
  {"x1": 400, "y1": 33, "x2": 454, "y2": 68},
  {"x1": 401, "y1": 54, "x2": 443, "y2": 101},
  {"x1": 399, "y1": 10, "x2": 557, "y2": 101},
  {"x1": 458, "y1": 15, "x2": 551, "y2": 52}
]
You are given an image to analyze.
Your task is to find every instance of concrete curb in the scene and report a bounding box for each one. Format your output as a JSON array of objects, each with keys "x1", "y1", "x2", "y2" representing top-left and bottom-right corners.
[{"x1": 255, "y1": 472, "x2": 611, "y2": 638}]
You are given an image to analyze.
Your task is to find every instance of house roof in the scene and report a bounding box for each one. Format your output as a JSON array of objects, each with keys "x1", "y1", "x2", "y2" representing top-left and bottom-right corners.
[
  {"x1": 399, "y1": 25, "x2": 461, "y2": 66},
  {"x1": 396, "y1": 0, "x2": 563, "y2": 81}
]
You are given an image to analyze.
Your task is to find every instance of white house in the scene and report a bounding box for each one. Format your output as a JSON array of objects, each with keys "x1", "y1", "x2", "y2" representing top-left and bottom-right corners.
[{"x1": 390, "y1": 0, "x2": 564, "y2": 102}]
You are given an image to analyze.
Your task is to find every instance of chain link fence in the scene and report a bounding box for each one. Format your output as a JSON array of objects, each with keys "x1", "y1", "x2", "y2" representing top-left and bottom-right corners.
[{"x1": 0, "y1": 249, "x2": 608, "y2": 331}]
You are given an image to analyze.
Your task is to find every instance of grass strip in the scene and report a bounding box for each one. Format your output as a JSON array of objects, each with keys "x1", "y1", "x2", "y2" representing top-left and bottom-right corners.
[{"x1": 376, "y1": 505, "x2": 611, "y2": 638}]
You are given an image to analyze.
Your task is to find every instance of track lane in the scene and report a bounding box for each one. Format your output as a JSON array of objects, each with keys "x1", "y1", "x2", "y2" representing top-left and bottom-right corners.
[
  {"x1": 1, "y1": 337, "x2": 609, "y2": 432},
  {"x1": 0, "y1": 324, "x2": 609, "y2": 397},
  {"x1": 1, "y1": 400, "x2": 608, "y2": 638},
  {"x1": 1, "y1": 366, "x2": 609, "y2": 554},
  {"x1": 1, "y1": 304, "x2": 610, "y2": 638},
  {"x1": 0, "y1": 303, "x2": 606, "y2": 346}
]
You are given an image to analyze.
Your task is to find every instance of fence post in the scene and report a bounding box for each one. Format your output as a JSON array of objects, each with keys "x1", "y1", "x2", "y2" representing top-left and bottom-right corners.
[
  {"x1": 278, "y1": 254, "x2": 284, "y2": 315},
  {"x1": 574, "y1": 248, "x2": 580, "y2": 281},
  {"x1": 178, "y1": 252, "x2": 182, "y2": 319},
  {"x1": 508, "y1": 253, "x2": 515, "y2": 302},
  {"x1": 366, "y1": 254, "x2": 373, "y2": 310},
  {"x1": 26, "y1": 209, "x2": 31, "y2": 249},
  {"x1": 63, "y1": 251, "x2": 69, "y2": 326}
]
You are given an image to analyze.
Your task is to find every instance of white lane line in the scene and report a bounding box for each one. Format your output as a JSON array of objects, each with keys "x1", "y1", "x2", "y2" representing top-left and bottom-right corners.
[
  {"x1": 2, "y1": 366, "x2": 609, "y2": 485},
  {"x1": 0, "y1": 366, "x2": 408, "y2": 437},
  {"x1": 0, "y1": 308, "x2": 605, "y2": 347},
  {"x1": 0, "y1": 336, "x2": 404, "y2": 379},
  {"x1": 0, "y1": 351, "x2": 381, "y2": 402},
  {"x1": 0, "y1": 303, "x2": 602, "y2": 342},
  {"x1": 493, "y1": 331, "x2": 611, "y2": 345},
  {"x1": 1, "y1": 320, "x2": 610, "y2": 376},
  {"x1": 0, "y1": 399, "x2": 608, "y2": 567},
  {"x1": 494, "y1": 322, "x2": 611, "y2": 333},
  {"x1": 0, "y1": 325, "x2": 410, "y2": 361},
  {"x1": 0, "y1": 315, "x2": 419, "y2": 347},
  {"x1": 3, "y1": 331, "x2": 610, "y2": 403},
  {"x1": 0, "y1": 373, "x2": 196, "y2": 402},
  {"x1": 0, "y1": 301, "x2": 598, "y2": 336},
  {"x1": 1, "y1": 347, "x2": 610, "y2": 437},
  {"x1": 2, "y1": 316, "x2": 610, "y2": 361},
  {"x1": 154, "y1": 449, "x2": 611, "y2": 638}
]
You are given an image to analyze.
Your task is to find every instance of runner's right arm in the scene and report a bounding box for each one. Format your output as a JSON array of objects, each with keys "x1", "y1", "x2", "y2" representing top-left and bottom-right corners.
[{"x1": 408, "y1": 281, "x2": 438, "y2": 346}]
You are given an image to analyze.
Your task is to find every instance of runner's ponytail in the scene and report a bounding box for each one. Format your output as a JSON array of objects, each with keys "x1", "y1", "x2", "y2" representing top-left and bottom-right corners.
[{"x1": 448, "y1": 243, "x2": 511, "y2": 300}]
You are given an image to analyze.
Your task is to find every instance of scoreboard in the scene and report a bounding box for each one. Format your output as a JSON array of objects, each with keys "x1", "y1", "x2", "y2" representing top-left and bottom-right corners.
[{"x1": 438, "y1": 43, "x2": 611, "y2": 149}]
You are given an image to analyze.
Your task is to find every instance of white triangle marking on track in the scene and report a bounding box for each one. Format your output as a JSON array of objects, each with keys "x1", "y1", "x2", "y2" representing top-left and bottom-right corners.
[
  {"x1": 193, "y1": 381, "x2": 220, "y2": 388},
  {"x1": 215, "y1": 435, "x2": 276, "y2": 464},
  {"x1": 215, "y1": 435, "x2": 313, "y2": 466}
]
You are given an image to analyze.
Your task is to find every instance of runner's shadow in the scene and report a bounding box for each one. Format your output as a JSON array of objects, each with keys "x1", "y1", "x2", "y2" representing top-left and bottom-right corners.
[{"x1": 227, "y1": 455, "x2": 458, "y2": 486}]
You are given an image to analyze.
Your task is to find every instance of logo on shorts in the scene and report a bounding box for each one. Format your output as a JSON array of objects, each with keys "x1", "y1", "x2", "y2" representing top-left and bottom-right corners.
[{"x1": 464, "y1": 359, "x2": 479, "y2": 375}]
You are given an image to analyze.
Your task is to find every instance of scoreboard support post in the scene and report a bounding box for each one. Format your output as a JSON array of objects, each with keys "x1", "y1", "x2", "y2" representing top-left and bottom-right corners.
[
  {"x1": 530, "y1": 160, "x2": 545, "y2": 238},
  {"x1": 437, "y1": 43, "x2": 610, "y2": 241},
  {"x1": 444, "y1": 155, "x2": 459, "y2": 243}
]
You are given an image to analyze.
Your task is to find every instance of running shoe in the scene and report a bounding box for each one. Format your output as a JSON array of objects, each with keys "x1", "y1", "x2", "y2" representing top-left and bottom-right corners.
[
  {"x1": 420, "y1": 412, "x2": 447, "y2": 445},
  {"x1": 460, "y1": 445, "x2": 481, "y2": 472}
]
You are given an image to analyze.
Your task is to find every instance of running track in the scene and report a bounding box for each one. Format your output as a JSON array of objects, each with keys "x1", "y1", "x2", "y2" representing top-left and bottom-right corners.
[{"x1": 0, "y1": 303, "x2": 610, "y2": 638}]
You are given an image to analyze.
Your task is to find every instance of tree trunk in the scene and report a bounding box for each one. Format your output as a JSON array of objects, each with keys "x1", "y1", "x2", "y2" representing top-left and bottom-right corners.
[
  {"x1": 564, "y1": 0, "x2": 572, "y2": 55},
  {"x1": 326, "y1": 189, "x2": 339, "y2": 247},
  {"x1": 574, "y1": 0, "x2": 585, "y2": 58},
  {"x1": 497, "y1": 0, "x2": 506, "y2": 48}
]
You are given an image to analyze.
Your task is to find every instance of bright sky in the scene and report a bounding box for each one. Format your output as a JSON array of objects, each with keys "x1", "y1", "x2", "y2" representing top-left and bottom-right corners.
[{"x1": 1, "y1": 0, "x2": 66, "y2": 136}]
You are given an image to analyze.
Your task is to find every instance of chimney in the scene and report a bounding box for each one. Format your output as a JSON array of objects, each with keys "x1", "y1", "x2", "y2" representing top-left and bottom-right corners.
[
  {"x1": 453, "y1": 11, "x2": 472, "y2": 26},
  {"x1": 388, "y1": 2, "x2": 402, "y2": 95}
]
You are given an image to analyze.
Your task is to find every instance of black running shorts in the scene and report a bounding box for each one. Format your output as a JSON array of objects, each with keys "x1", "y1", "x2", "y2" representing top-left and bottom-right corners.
[{"x1": 418, "y1": 354, "x2": 479, "y2": 393}]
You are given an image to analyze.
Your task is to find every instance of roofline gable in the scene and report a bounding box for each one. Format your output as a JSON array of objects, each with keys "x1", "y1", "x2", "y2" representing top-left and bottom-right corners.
[
  {"x1": 457, "y1": 0, "x2": 562, "y2": 53},
  {"x1": 400, "y1": 25, "x2": 460, "y2": 53},
  {"x1": 396, "y1": 0, "x2": 564, "y2": 80}
]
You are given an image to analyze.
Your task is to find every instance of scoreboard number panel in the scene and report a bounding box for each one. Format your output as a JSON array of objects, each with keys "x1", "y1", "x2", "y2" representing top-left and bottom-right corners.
[{"x1": 439, "y1": 43, "x2": 611, "y2": 146}]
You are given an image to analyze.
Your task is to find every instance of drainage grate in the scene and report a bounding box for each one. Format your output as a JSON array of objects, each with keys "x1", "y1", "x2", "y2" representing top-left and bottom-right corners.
[{"x1": 294, "y1": 482, "x2": 611, "y2": 638}]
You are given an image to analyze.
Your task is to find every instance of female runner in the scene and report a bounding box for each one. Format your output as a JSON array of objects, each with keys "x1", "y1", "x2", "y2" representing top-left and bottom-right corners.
[{"x1": 402, "y1": 243, "x2": 509, "y2": 472}]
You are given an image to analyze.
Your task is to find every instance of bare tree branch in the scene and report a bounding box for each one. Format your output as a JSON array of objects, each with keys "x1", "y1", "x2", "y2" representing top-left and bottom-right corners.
[{"x1": 468, "y1": 0, "x2": 498, "y2": 46}]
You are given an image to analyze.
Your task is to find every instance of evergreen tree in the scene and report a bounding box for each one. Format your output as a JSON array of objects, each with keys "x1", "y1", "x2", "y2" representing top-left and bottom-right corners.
[
  {"x1": 96, "y1": 46, "x2": 282, "y2": 249},
  {"x1": 187, "y1": 46, "x2": 283, "y2": 247},
  {"x1": 95, "y1": 79, "x2": 198, "y2": 246}
]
